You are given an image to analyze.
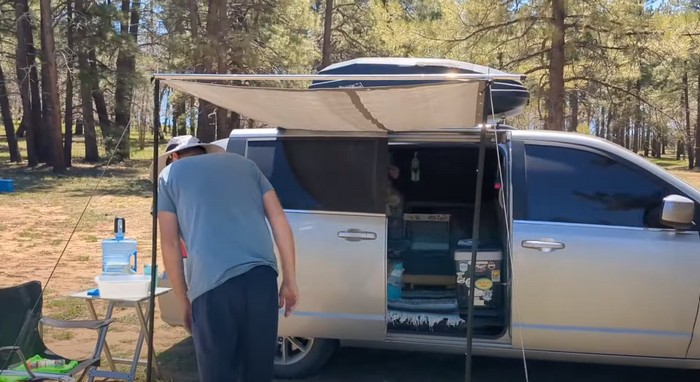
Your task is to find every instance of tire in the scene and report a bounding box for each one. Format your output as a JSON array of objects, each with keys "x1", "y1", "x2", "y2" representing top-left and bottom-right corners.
[{"x1": 274, "y1": 337, "x2": 338, "y2": 379}]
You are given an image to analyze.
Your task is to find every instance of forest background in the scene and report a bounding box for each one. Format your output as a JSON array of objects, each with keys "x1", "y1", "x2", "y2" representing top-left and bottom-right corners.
[{"x1": 0, "y1": 0, "x2": 699, "y2": 172}]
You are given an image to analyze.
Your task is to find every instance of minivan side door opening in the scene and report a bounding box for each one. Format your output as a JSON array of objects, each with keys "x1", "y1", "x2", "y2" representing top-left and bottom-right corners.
[{"x1": 385, "y1": 140, "x2": 510, "y2": 339}]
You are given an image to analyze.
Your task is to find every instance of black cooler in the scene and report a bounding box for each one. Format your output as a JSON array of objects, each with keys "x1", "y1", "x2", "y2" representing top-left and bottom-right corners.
[{"x1": 454, "y1": 244, "x2": 503, "y2": 316}]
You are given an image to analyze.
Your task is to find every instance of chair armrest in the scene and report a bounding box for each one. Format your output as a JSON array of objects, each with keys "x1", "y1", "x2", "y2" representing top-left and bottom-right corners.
[
  {"x1": 41, "y1": 317, "x2": 115, "y2": 330},
  {"x1": 0, "y1": 346, "x2": 36, "y2": 379}
]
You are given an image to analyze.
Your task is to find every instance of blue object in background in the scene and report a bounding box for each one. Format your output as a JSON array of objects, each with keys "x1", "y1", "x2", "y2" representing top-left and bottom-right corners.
[
  {"x1": 0, "y1": 179, "x2": 14, "y2": 193},
  {"x1": 144, "y1": 264, "x2": 156, "y2": 276}
]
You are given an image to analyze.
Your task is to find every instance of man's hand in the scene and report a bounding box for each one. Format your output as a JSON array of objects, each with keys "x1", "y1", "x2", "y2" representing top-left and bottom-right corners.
[
  {"x1": 181, "y1": 298, "x2": 193, "y2": 333},
  {"x1": 279, "y1": 280, "x2": 299, "y2": 318}
]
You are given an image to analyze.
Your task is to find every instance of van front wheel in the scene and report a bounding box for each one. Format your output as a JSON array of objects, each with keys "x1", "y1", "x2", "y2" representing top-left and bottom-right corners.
[{"x1": 274, "y1": 337, "x2": 338, "y2": 379}]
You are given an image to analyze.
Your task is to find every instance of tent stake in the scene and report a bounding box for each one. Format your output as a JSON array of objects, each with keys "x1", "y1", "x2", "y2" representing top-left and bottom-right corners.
[
  {"x1": 465, "y1": 123, "x2": 488, "y2": 382},
  {"x1": 147, "y1": 79, "x2": 160, "y2": 382}
]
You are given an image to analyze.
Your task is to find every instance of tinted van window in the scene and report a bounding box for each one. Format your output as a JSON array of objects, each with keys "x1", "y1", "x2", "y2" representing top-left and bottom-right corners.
[
  {"x1": 524, "y1": 144, "x2": 671, "y2": 228},
  {"x1": 247, "y1": 138, "x2": 387, "y2": 214}
]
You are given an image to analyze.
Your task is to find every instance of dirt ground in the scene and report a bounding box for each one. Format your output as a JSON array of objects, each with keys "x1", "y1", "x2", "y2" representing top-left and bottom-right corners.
[{"x1": 1, "y1": 139, "x2": 700, "y2": 382}]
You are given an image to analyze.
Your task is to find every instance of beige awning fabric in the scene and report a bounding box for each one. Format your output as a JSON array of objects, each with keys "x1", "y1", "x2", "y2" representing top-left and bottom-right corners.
[{"x1": 162, "y1": 79, "x2": 485, "y2": 132}]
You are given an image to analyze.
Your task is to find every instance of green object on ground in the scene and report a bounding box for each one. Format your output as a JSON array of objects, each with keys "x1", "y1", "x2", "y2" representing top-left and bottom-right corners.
[{"x1": 15, "y1": 355, "x2": 77, "y2": 373}]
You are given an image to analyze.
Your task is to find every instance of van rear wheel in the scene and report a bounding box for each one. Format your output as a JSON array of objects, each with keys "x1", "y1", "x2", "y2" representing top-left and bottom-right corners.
[{"x1": 274, "y1": 336, "x2": 337, "y2": 379}]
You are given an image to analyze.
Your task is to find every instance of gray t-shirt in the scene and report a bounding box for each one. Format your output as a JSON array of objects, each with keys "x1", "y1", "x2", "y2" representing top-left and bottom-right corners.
[{"x1": 158, "y1": 152, "x2": 278, "y2": 302}]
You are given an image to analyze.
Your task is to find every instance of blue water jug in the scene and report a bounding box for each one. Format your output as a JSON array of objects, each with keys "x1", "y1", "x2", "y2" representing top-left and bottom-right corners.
[
  {"x1": 101, "y1": 217, "x2": 137, "y2": 275},
  {"x1": 387, "y1": 262, "x2": 404, "y2": 301}
]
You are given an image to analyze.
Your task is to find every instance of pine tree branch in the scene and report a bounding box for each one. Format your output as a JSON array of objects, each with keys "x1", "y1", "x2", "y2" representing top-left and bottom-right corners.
[
  {"x1": 439, "y1": 16, "x2": 544, "y2": 43},
  {"x1": 565, "y1": 75, "x2": 682, "y2": 127},
  {"x1": 504, "y1": 49, "x2": 550, "y2": 68}
]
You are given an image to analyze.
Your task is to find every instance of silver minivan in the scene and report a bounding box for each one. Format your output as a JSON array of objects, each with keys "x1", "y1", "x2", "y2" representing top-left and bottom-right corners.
[{"x1": 159, "y1": 125, "x2": 700, "y2": 378}]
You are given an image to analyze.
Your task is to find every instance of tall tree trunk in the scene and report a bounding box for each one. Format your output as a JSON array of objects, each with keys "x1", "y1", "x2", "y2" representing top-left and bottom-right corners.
[
  {"x1": 546, "y1": 0, "x2": 566, "y2": 131},
  {"x1": 321, "y1": 0, "x2": 334, "y2": 69},
  {"x1": 173, "y1": 98, "x2": 186, "y2": 135},
  {"x1": 227, "y1": 112, "x2": 240, "y2": 133},
  {"x1": 112, "y1": 0, "x2": 140, "y2": 160},
  {"x1": 605, "y1": 105, "x2": 615, "y2": 142},
  {"x1": 25, "y1": 0, "x2": 46, "y2": 163},
  {"x1": 696, "y1": 67, "x2": 700, "y2": 169},
  {"x1": 14, "y1": 0, "x2": 38, "y2": 166},
  {"x1": 632, "y1": 81, "x2": 642, "y2": 154},
  {"x1": 683, "y1": 68, "x2": 694, "y2": 168},
  {"x1": 76, "y1": 0, "x2": 99, "y2": 162},
  {"x1": 586, "y1": 103, "x2": 592, "y2": 134},
  {"x1": 597, "y1": 106, "x2": 604, "y2": 137},
  {"x1": 39, "y1": 0, "x2": 65, "y2": 172},
  {"x1": 215, "y1": 0, "x2": 229, "y2": 140},
  {"x1": 16, "y1": 122, "x2": 25, "y2": 137},
  {"x1": 90, "y1": 50, "x2": 111, "y2": 141},
  {"x1": 568, "y1": 90, "x2": 578, "y2": 132},
  {"x1": 63, "y1": 0, "x2": 74, "y2": 167},
  {"x1": 188, "y1": 96, "x2": 196, "y2": 136},
  {"x1": 643, "y1": 124, "x2": 650, "y2": 157},
  {"x1": 0, "y1": 64, "x2": 21, "y2": 162},
  {"x1": 661, "y1": 130, "x2": 666, "y2": 155},
  {"x1": 196, "y1": 0, "x2": 218, "y2": 143},
  {"x1": 40, "y1": 51, "x2": 50, "y2": 155}
]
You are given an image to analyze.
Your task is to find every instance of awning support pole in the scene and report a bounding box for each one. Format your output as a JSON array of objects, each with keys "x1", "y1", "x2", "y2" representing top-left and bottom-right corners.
[
  {"x1": 146, "y1": 79, "x2": 160, "y2": 382},
  {"x1": 465, "y1": 122, "x2": 488, "y2": 382}
]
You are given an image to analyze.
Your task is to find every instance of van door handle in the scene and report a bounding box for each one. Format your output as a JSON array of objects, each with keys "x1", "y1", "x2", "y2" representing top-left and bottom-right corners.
[
  {"x1": 338, "y1": 229, "x2": 377, "y2": 242},
  {"x1": 521, "y1": 240, "x2": 565, "y2": 252}
]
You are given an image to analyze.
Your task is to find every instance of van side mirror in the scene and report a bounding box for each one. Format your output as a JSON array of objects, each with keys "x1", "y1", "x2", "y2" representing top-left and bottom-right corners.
[{"x1": 661, "y1": 194, "x2": 695, "y2": 230}]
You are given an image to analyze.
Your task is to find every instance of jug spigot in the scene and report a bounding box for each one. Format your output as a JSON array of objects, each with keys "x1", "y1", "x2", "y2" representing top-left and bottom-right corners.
[{"x1": 114, "y1": 217, "x2": 125, "y2": 240}]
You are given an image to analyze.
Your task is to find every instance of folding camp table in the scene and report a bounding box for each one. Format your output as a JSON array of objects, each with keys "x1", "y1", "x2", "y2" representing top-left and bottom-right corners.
[{"x1": 68, "y1": 287, "x2": 171, "y2": 382}]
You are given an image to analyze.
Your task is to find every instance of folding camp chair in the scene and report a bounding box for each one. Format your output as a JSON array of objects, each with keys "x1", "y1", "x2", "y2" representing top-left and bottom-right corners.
[{"x1": 0, "y1": 281, "x2": 113, "y2": 382}]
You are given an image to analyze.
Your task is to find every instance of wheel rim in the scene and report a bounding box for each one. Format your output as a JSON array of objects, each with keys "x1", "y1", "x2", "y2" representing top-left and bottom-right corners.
[{"x1": 276, "y1": 336, "x2": 314, "y2": 365}]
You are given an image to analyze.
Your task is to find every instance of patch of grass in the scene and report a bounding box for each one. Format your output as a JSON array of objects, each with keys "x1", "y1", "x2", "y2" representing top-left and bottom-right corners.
[
  {"x1": 17, "y1": 230, "x2": 42, "y2": 240},
  {"x1": 84, "y1": 234, "x2": 99, "y2": 243},
  {"x1": 50, "y1": 239, "x2": 64, "y2": 246},
  {"x1": 45, "y1": 298, "x2": 88, "y2": 320},
  {"x1": 116, "y1": 313, "x2": 140, "y2": 326},
  {"x1": 50, "y1": 330, "x2": 74, "y2": 341},
  {"x1": 0, "y1": 224, "x2": 6, "y2": 232},
  {"x1": 76, "y1": 254, "x2": 90, "y2": 262},
  {"x1": 649, "y1": 156, "x2": 689, "y2": 170}
]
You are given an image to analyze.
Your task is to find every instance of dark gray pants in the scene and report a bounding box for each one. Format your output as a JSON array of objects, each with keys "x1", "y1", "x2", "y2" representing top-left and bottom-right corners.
[{"x1": 191, "y1": 266, "x2": 279, "y2": 382}]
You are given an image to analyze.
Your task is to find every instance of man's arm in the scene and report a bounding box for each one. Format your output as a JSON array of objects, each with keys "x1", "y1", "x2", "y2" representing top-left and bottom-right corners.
[
  {"x1": 262, "y1": 190, "x2": 298, "y2": 317},
  {"x1": 158, "y1": 211, "x2": 192, "y2": 330}
]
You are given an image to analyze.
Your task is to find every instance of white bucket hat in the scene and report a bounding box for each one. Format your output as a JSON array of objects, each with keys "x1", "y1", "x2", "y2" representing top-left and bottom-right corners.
[{"x1": 151, "y1": 135, "x2": 225, "y2": 179}]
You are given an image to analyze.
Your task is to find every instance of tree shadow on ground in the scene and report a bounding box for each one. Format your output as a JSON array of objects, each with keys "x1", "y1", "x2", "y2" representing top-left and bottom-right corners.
[
  {"x1": 156, "y1": 337, "x2": 199, "y2": 382},
  {"x1": 0, "y1": 159, "x2": 154, "y2": 198}
]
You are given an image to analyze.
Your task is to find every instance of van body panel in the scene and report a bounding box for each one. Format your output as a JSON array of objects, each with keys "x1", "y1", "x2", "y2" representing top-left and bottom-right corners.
[
  {"x1": 276, "y1": 211, "x2": 388, "y2": 341},
  {"x1": 511, "y1": 220, "x2": 700, "y2": 357},
  {"x1": 509, "y1": 134, "x2": 700, "y2": 358}
]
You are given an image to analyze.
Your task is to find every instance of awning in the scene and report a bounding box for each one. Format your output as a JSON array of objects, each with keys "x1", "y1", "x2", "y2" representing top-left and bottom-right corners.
[{"x1": 162, "y1": 79, "x2": 486, "y2": 132}]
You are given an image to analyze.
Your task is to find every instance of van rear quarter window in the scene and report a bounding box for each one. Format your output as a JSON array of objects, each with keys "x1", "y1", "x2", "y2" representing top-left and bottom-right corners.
[
  {"x1": 246, "y1": 138, "x2": 388, "y2": 214},
  {"x1": 523, "y1": 144, "x2": 674, "y2": 228}
]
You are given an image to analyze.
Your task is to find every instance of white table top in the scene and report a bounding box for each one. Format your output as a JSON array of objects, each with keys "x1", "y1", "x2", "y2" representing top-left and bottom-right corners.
[{"x1": 69, "y1": 287, "x2": 171, "y2": 302}]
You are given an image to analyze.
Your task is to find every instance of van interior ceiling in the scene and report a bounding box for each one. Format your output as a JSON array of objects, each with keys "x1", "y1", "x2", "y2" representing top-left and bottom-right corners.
[{"x1": 385, "y1": 143, "x2": 509, "y2": 338}]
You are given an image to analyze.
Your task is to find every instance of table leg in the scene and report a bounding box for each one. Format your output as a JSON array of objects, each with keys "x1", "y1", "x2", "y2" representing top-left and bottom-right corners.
[
  {"x1": 135, "y1": 301, "x2": 163, "y2": 379},
  {"x1": 85, "y1": 300, "x2": 116, "y2": 372}
]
